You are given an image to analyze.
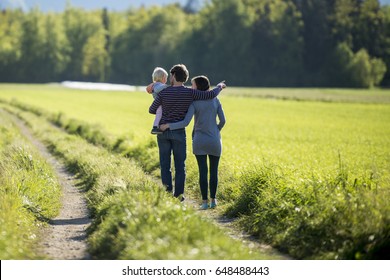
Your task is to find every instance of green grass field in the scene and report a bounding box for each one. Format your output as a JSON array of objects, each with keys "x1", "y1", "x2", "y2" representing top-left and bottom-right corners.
[
  {"x1": 0, "y1": 84, "x2": 389, "y2": 259},
  {"x1": 1, "y1": 84, "x2": 388, "y2": 187}
]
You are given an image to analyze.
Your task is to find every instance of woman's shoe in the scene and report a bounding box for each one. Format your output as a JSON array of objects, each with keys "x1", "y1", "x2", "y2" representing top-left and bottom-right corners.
[
  {"x1": 200, "y1": 203, "x2": 209, "y2": 210},
  {"x1": 210, "y1": 200, "x2": 217, "y2": 208}
]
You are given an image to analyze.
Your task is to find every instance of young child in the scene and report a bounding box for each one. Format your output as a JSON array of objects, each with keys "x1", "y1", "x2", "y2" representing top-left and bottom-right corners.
[{"x1": 147, "y1": 67, "x2": 168, "y2": 134}]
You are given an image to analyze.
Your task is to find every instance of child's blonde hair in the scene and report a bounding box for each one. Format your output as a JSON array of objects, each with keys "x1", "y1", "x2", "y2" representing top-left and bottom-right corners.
[{"x1": 152, "y1": 67, "x2": 168, "y2": 82}]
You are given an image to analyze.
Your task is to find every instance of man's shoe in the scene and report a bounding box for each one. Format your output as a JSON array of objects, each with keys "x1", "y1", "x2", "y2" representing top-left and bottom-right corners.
[
  {"x1": 177, "y1": 194, "x2": 185, "y2": 202},
  {"x1": 151, "y1": 127, "x2": 163, "y2": 135}
]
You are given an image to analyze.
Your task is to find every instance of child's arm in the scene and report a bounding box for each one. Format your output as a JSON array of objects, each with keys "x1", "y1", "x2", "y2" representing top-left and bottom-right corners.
[
  {"x1": 146, "y1": 83, "x2": 154, "y2": 94},
  {"x1": 146, "y1": 82, "x2": 168, "y2": 94}
]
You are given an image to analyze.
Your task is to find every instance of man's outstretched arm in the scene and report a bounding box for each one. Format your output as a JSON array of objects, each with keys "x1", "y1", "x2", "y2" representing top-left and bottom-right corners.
[{"x1": 192, "y1": 81, "x2": 226, "y2": 100}]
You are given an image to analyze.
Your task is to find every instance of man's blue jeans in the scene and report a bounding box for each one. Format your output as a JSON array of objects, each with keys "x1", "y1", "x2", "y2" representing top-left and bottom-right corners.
[{"x1": 157, "y1": 129, "x2": 186, "y2": 197}]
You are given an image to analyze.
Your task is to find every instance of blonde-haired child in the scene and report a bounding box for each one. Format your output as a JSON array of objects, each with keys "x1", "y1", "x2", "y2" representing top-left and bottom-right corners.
[{"x1": 148, "y1": 67, "x2": 168, "y2": 134}]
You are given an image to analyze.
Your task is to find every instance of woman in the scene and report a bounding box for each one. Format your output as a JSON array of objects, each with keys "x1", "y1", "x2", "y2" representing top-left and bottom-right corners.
[{"x1": 160, "y1": 75, "x2": 226, "y2": 210}]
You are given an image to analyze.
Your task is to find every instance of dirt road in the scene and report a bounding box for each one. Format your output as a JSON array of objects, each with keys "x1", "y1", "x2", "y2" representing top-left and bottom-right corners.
[{"x1": 6, "y1": 110, "x2": 91, "y2": 260}]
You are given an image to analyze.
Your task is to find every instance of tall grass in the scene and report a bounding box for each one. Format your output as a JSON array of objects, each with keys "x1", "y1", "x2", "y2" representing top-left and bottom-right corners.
[
  {"x1": 226, "y1": 161, "x2": 390, "y2": 259},
  {"x1": 0, "y1": 110, "x2": 61, "y2": 259}
]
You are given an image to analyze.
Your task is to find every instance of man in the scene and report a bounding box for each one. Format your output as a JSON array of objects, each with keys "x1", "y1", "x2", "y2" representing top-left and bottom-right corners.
[{"x1": 149, "y1": 64, "x2": 226, "y2": 200}]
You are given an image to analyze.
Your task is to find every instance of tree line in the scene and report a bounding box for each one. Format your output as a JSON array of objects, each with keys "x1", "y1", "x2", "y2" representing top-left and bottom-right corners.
[{"x1": 0, "y1": 0, "x2": 389, "y2": 88}]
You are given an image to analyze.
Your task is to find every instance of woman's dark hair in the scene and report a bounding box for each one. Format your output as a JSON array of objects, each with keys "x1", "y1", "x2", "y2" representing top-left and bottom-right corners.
[
  {"x1": 170, "y1": 64, "x2": 189, "y2": 83},
  {"x1": 191, "y1": 75, "x2": 210, "y2": 91}
]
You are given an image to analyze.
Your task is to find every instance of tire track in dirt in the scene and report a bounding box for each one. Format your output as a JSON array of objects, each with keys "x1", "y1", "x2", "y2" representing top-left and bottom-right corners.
[{"x1": 5, "y1": 109, "x2": 91, "y2": 260}]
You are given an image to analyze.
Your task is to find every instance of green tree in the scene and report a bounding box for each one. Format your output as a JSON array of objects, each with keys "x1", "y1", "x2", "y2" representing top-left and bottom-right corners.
[
  {"x1": 380, "y1": 5, "x2": 390, "y2": 85},
  {"x1": 19, "y1": 9, "x2": 49, "y2": 82},
  {"x1": 41, "y1": 13, "x2": 69, "y2": 82},
  {"x1": 101, "y1": 10, "x2": 127, "y2": 82},
  {"x1": 62, "y1": 6, "x2": 102, "y2": 81},
  {"x1": 349, "y1": 48, "x2": 386, "y2": 87},
  {"x1": 0, "y1": 9, "x2": 23, "y2": 82},
  {"x1": 184, "y1": 0, "x2": 252, "y2": 85},
  {"x1": 101, "y1": 8, "x2": 111, "y2": 81},
  {"x1": 82, "y1": 28, "x2": 108, "y2": 82},
  {"x1": 332, "y1": 0, "x2": 389, "y2": 86},
  {"x1": 292, "y1": 0, "x2": 334, "y2": 85},
  {"x1": 352, "y1": 0, "x2": 385, "y2": 57},
  {"x1": 111, "y1": 5, "x2": 188, "y2": 85},
  {"x1": 78, "y1": 10, "x2": 109, "y2": 82},
  {"x1": 245, "y1": 0, "x2": 304, "y2": 86},
  {"x1": 330, "y1": 42, "x2": 386, "y2": 87},
  {"x1": 369, "y1": 55, "x2": 387, "y2": 87},
  {"x1": 329, "y1": 0, "x2": 356, "y2": 47}
]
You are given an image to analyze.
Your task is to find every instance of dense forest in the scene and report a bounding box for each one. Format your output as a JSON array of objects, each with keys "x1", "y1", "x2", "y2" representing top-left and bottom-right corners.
[{"x1": 0, "y1": 0, "x2": 389, "y2": 88}]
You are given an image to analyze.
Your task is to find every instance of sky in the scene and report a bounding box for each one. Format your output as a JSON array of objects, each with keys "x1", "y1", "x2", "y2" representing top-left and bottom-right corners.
[
  {"x1": 0, "y1": 0, "x2": 389, "y2": 12},
  {"x1": 0, "y1": 0, "x2": 190, "y2": 12}
]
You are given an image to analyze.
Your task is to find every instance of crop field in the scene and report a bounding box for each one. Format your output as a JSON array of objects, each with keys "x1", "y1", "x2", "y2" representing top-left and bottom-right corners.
[{"x1": 0, "y1": 84, "x2": 389, "y2": 259}]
